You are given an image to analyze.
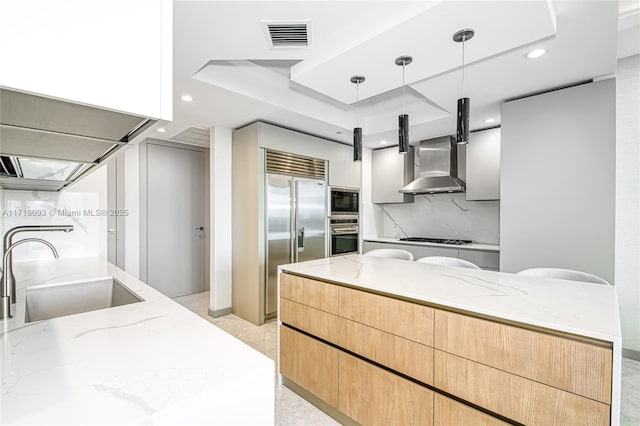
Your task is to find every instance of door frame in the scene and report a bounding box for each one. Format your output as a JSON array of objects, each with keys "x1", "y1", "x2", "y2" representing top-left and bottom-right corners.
[{"x1": 138, "y1": 138, "x2": 210, "y2": 292}]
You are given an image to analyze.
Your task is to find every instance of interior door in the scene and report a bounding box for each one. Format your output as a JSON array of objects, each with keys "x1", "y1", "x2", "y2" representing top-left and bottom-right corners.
[
  {"x1": 295, "y1": 177, "x2": 327, "y2": 262},
  {"x1": 147, "y1": 142, "x2": 206, "y2": 297},
  {"x1": 265, "y1": 173, "x2": 293, "y2": 315}
]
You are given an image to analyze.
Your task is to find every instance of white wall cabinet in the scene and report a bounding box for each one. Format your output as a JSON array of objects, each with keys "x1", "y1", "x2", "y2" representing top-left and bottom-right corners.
[
  {"x1": 466, "y1": 128, "x2": 501, "y2": 201},
  {"x1": 500, "y1": 80, "x2": 615, "y2": 281},
  {"x1": 0, "y1": 0, "x2": 172, "y2": 120},
  {"x1": 329, "y1": 144, "x2": 361, "y2": 189},
  {"x1": 371, "y1": 147, "x2": 414, "y2": 204}
]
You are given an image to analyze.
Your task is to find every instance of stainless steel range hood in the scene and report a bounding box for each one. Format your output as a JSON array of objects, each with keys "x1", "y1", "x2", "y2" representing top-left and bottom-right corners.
[
  {"x1": 399, "y1": 135, "x2": 466, "y2": 194},
  {"x1": 0, "y1": 88, "x2": 156, "y2": 191}
]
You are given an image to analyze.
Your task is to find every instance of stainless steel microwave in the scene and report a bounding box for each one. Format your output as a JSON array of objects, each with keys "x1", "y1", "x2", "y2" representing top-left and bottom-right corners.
[{"x1": 330, "y1": 187, "x2": 359, "y2": 216}]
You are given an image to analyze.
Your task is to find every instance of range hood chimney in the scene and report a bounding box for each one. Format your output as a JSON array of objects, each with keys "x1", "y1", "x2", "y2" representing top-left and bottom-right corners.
[{"x1": 399, "y1": 135, "x2": 465, "y2": 194}]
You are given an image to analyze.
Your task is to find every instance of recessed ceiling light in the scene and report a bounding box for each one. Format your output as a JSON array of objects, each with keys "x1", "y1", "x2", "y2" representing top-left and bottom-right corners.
[
  {"x1": 525, "y1": 48, "x2": 547, "y2": 59},
  {"x1": 157, "y1": 128, "x2": 166, "y2": 133},
  {"x1": 380, "y1": 140, "x2": 388, "y2": 145},
  {"x1": 181, "y1": 94, "x2": 193, "y2": 102},
  {"x1": 484, "y1": 118, "x2": 496, "y2": 124}
]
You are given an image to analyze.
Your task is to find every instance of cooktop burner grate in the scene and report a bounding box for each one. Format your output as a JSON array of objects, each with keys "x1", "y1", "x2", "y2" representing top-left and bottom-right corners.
[{"x1": 399, "y1": 237, "x2": 472, "y2": 245}]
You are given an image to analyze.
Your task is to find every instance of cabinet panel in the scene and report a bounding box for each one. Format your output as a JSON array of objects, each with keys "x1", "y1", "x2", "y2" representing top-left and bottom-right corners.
[
  {"x1": 457, "y1": 249, "x2": 500, "y2": 270},
  {"x1": 339, "y1": 286, "x2": 434, "y2": 346},
  {"x1": 329, "y1": 143, "x2": 347, "y2": 187},
  {"x1": 434, "y1": 351, "x2": 610, "y2": 426},
  {"x1": 280, "y1": 326, "x2": 339, "y2": 407},
  {"x1": 433, "y1": 393, "x2": 509, "y2": 426},
  {"x1": 338, "y1": 318, "x2": 433, "y2": 385},
  {"x1": 338, "y1": 352, "x2": 433, "y2": 426},
  {"x1": 371, "y1": 146, "x2": 414, "y2": 204},
  {"x1": 280, "y1": 299, "x2": 339, "y2": 344},
  {"x1": 434, "y1": 310, "x2": 612, "y2": 404},
  {"x1": 280, "y1": 273, "x2": 338, "y2": 314},
  {"x1": 466, "y1": 128, "x2": 501, "y2": 200}
]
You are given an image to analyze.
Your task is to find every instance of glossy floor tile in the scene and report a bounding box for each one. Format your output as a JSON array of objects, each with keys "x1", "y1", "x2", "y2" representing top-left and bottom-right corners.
[{"x1": 174, "y1": 291, "x2": 639, "y2": 425}]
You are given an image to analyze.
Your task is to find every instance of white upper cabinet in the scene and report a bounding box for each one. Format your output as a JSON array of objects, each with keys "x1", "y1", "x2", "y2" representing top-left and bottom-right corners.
[
  {"x1": 371, "y1": 146, "x2": 414, "y2": 204},
  {"x1": 329, "y1": 143, "x2": 361, "y2": 189},
  {"x1": 466, "y1": 128, "x2": 501, "y2": 201},
  {"x1": 0, "y1": 0, "x2": 173, "y2": 120}
]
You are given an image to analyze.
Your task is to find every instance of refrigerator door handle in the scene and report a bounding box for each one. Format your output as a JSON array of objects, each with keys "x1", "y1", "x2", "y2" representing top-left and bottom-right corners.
[{"x1": 297, "y1": 227, "x2": 305, "y2": 252}]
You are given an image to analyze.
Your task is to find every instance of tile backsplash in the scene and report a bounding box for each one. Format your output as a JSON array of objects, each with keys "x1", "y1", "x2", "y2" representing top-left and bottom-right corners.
[{"x1": 362, "y1": 193, "x2": 499, "y2": 244}]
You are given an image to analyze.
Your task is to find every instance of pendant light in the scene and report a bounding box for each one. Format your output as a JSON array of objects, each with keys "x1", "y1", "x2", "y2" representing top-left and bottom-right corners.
[
  {"x1": 395, "y1": 55, "x2": 412, "y2": 154},
  {"x1": 453, "y1": 28, "x2": 474, "y2": 145},
  {"x1": 350, "y1": 75, "x2": 365, "y2": 162}
]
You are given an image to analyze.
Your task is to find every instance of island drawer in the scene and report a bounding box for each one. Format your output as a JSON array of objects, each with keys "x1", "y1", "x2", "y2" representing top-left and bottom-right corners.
[
  {"x1": 338, "y1": 286, "x2": 434, "y2": 346},
  {"x1": 280, "y1": 326, "x2": 339, "y2": 408},
  {"x1": 434, "y1": 310, "x2": 613, "y2": 404},
  {"x1": 434, "y1": 350, "x2": 610, "y2": 425},
  {"x1": 280, "y1": 273, "x2": 338, "y2": 314},
  {"x1": 280, "y1": 298, "x2": 339, "y2": 344},
  {"x1": 433, "y1": 393, "x2": 510, "y2": 426},
  {"x1": 338, "y1": 317, "x2": 433, "y2": 385},
  {"x1": 339, "y1": 352, "x2": 434, "y2": 426}
]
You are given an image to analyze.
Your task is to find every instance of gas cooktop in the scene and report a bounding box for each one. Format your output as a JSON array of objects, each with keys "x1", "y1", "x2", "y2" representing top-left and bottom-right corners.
[{"x1": 399, "y1": 237, "x2": 472, "y2": 245}]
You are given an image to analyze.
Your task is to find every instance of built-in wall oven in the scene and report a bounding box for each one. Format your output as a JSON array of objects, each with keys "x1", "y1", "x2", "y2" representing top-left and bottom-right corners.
[
  {"x1": 330, "y1": 187, "x2": 359, "y2": 216},
  {"x1": 330, "y1": 216, "x2": 359, "y2": 256}
]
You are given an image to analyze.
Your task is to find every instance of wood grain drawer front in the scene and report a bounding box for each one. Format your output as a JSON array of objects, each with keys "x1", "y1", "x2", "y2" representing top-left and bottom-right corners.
[
  {"x1": 434, "y1": 310, "x2": 612, "y2": 404},
  {"x1": 280, "y1": 273, "x2": 338, "y2": 314},
  {"x1": 280, "y1": 298, "x2": 339, "y2": 344},
  {"x1": 434, "y1": 351, "x2": 610, "y2": 426},
  {"x1": 338, "y1": 318, "x2": 433, "y2": 385},
  {"x1": 338, "y1": 352, "x2": 434, "y2": 426},
  {"x1": 280, "y1": 326, "x2": 339, "y2": 407},
  {"x1": 338, "y1": 287, "x2": 434, "y2": 346},
  {"x1": 433, "y1": 393, "x2": 510, "y2": 426}
]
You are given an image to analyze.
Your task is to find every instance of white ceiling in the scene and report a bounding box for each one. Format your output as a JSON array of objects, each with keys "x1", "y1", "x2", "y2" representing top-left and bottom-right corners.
[{"x1": 163, "y1": 0, "x2": 640, "y2": 149}]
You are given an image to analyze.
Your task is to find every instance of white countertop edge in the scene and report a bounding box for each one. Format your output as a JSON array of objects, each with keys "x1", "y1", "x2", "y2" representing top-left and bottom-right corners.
[{"x1": 363, "y1": 237, "x2": 500, "y2": 252}]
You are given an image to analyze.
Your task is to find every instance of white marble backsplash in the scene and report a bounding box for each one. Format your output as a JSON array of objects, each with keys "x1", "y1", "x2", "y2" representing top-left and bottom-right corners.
[{"x1": 362, "y1": 193, "x2": 500, "y2": 244}]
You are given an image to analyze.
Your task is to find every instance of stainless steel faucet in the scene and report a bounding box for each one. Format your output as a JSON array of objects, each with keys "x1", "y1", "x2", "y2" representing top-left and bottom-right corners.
[
  {"x1": 1, "y1": 225, "x2": 73, "y2": 303},
  {"x1": 1, "y1": 238, "x2": 59, "y2": 320}
]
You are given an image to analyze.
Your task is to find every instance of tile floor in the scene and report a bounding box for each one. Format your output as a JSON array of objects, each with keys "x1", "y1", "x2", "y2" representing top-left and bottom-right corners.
[{"x1": 174, "y1": 291, "x2": 640, "y2": 426}]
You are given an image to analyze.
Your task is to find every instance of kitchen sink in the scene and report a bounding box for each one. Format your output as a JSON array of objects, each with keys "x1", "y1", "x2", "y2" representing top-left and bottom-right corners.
[{"x1": 25, "y1": 276, "x2": 143, "y2": 323}]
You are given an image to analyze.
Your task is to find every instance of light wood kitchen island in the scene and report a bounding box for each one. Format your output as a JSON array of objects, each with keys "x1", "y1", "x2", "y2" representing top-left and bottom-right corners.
[{"x1": 277, "y1": 255, "x2": 622, "y2": 425}]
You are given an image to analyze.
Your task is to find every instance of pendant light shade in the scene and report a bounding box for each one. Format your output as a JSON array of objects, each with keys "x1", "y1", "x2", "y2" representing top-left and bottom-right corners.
[
  {"x1": 395, "y1": 55, "x2": 412, "y2": 154},
  {"x1": 350, "y1": 75, "x2": 365, "y2": 162},
  {"x1": 457, "y1": 97, "x2": 470, "y2": 145},
  {"x1": 453, "y1": 29, "x2": 474, "y2": 145},
  {"x1": 353, "y1": 127, "x2": 363, "y2": 161},
  {"x1": 398, "y1": 114, "x2": 409, "y2": 154}
]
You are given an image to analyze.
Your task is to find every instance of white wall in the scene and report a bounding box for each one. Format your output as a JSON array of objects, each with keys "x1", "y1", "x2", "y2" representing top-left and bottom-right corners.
[
  {"x1": 210, "y1": 126, "x2": 233, "y2": 314},
  {"x1": 615, "y1": 54, "x2": 640, "y2": 356},
  {"x1": 1, "y1": 166, "x2": 108, "y2": 262}
]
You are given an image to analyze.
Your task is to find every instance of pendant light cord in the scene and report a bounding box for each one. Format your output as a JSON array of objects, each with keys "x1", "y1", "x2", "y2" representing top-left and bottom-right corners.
[
  {"x1": 356, "y1": 81, "x2": 360, "y2": 127},
  {"x1": 461, "y1": 35, "x2": 466, "y2": 97},
  {"x1": 402, "y1": 63, "x2": 406, "y2": 114}
]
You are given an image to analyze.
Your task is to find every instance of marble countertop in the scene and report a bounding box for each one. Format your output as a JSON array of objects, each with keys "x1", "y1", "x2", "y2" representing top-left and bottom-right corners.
[
  {"x1": 279, "y1": 255, "x2": 620, "y2": 343},
  {"x1": 1, "y1": 257, "x2": 274, "y2": 425},
  {"x1": 363, "y1": 237, "x2": 499, "y2": 252}
]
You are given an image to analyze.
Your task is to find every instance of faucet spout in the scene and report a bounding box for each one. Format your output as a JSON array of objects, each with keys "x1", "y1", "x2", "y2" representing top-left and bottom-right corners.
[
  {"x1": 1, "y1": 225, "x2": 73, "y2": 306},
  {"x1": 1, "y1": 238, "x2": 60, "y2": 320}
]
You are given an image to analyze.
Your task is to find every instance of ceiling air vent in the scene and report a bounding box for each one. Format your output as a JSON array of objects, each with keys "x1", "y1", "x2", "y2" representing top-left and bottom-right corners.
[
  {"x1": 171, "y1": 127, "x2": 210, "y2": 146},
  {"x1": 261, "y1": 20, "x2": 311, "y2": 49}
]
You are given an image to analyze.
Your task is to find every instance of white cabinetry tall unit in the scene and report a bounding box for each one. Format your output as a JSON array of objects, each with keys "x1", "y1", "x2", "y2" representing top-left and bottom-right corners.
[
  {"x1": 371, "y1": 146, "x2": 414, "y2": 204},
  {"x1": 0, "y1": 0, "x2": 172, "y2": 120},
  {"x1": 466, "y1": 128, "x2": 500, "y2": 201},
  {"x1": 232, "y1": 122, "x2": 361, "y2": 325},
  {"x1": 500, "y1": 80, "x2": 615, "y2": 281}
]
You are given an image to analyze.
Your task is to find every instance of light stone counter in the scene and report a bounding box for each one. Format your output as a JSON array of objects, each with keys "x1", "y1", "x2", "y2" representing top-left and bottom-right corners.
[
  {"x1": 279, "y1": 254, "x2": 622, "y2": 424},
  {"x1": 1, "y1": 257, "x2": 274, "y2": 425}
]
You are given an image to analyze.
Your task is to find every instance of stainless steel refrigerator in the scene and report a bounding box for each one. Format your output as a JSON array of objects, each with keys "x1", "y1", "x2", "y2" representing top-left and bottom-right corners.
[{"x1": 265, "y1": 171, "x2": 327, "y2": 318}]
